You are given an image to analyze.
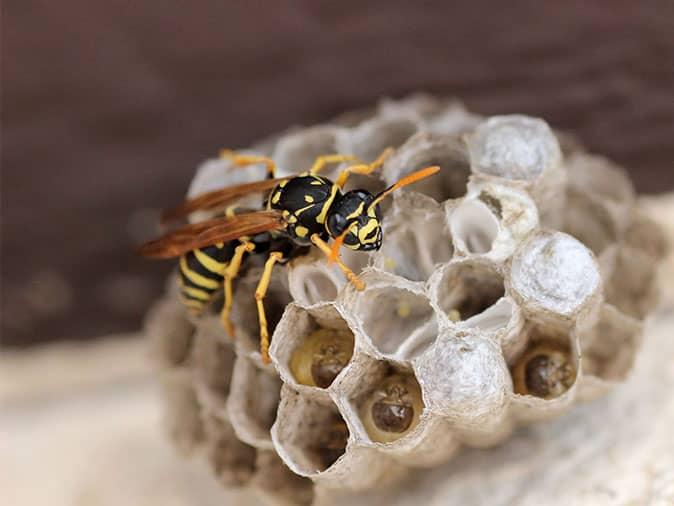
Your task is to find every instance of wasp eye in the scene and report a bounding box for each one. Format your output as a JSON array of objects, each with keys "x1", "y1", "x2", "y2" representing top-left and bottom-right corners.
[{"x1": 327, "y1": 213, "x2": 347, "y2": 236}]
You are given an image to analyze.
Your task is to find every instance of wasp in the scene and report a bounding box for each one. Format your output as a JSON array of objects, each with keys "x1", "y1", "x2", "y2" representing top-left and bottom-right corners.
[{"x1": 138, "y1": 149, "x2": 439, "y2": 363}]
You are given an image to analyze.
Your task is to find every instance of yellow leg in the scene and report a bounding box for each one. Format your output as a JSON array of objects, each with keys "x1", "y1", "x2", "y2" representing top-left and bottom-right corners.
[
  {"x1": 309, "y1": 154, "x2": 361, "y2": 175},
  {"x1": 219, "y1": 149, "x2": 276, "y2": 177},
  {"x1": 311, "y1": 234, "x2": 365, "y2": 291},
  {"x1": 255, "y1": 252, "x2": 284, "y2": 364},
  {"x1": 220, "y1": 241, "x2": 255, "y2": 337},
  {"x1": 335, "y1": 147, "x2": 393, "y2": 188}
]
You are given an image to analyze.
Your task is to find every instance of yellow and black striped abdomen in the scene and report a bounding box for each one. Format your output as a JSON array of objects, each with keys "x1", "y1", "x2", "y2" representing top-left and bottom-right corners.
[{"x1": 178, "y1": 243, "x2": 233, "y2": 313}]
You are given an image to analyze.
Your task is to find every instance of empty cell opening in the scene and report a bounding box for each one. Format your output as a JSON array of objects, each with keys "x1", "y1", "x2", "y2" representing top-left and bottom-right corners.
[
  {"x1": 402, "y1": 144, "x2": 471, "y2": 202},
  {"x1": 563, "y1": 189, "x2": 618, "y2": 256},
  {"x1": 274, "y1": 129, "x2": 339, "y2": 173},
  {"x1": 462, "y1": 298, "x2": 513, "y2": 332},
  {"x1": 204, "y1": 415, "x2": 257, "y2": 487},
  {"x1": 357, "y1": 287, "x2": 435, "y2": 356},
  {"x1": 510, "y1": 327, "x2": 578, "y2": 400},
  {"x1": 191, "y1": 333, "x2": 237, "y2": 398},
  {"x1": 296, "y1": 269, "x2": 340, "y2": 305},
  {"x1": 352, "y1": 118, "x2": 418, "y2": 162},
  {"x1": 238, "y1": 367, "x2": 282, "y2": 435},
  {"x1": 231, "y1": 269, "x2": 293, "y2": 354},
  {"x1": 450, "y1": 199, "x2": 500, "y2": 255},
  {"x1": 436, "y1": 263, "x2": 505, "y2": 323},
  {"x1": 378, "y1": 213, "x2": 453, "y2": 282},
  {"x1": 276, "y1": 396, "x2": 349, "y2": 474},
  {"x1": 351, "y1": 365, "x2": 424, "y2": 444},
  {"x1": 582, "y1": 307, "x2": 641, "y2": 382},
  {"x1": 289, "y1": 327, "x2": 355, "y2": 389},
  {"x1": 396, "y1": 318, "x2": 438, "y2": 360},
  {"x1": 605, "y1": 248, "x2": 656, "y2": 320}
]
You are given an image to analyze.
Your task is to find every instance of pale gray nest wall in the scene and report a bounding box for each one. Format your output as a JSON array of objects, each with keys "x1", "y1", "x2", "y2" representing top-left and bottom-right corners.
[{"x1": 145, "y1": 96, "x2": 666, "y2": 504}]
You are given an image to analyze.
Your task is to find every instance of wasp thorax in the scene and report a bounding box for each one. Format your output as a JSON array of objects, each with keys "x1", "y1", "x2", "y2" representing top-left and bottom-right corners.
[
  {"x1": 289, "y1": 328, "x2": 355, "y2": 388},
  {"x1": 513, "y1": 344, "x2": 576, "y2": 399},
  {"x1": 360, "y1": 373, "x2": 423, "y2": 443},
  {"x1": 315, "y1": 416, "x2": 349, "y2": 469}
]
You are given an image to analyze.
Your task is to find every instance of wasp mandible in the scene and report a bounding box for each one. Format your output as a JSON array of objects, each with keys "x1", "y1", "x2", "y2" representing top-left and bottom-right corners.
[{"x1": 138, "y1": 148, "x2": 439, "y2": 363}]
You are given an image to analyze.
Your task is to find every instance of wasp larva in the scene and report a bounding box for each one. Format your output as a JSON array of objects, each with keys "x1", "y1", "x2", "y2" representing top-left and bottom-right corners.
[
  {"x1": 512, "y1": 343, "x2": 576, "y2": 399},
  {"x1": 360, "y1": 373, "x2": 423, "y2": 443},
  {"x1": 289, "y1": 328, "x2": 355, "y2": 388}
]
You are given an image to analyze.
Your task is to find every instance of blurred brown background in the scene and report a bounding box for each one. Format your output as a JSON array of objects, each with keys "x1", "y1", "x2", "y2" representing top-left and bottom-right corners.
[{"x1": 2, "y1": 0, "x2": 673, "y2": 347}]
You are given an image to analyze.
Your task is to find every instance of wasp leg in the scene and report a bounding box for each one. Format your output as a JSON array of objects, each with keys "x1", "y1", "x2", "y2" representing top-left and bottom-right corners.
[
  {"x1": 255, "y1": 251, "x2": 285, "y2": 364},
  {"x1": 219, "y1": 149, "x2": 277, "y2": 178},
  {"x1": 309, "y1": 154, "x2": 361, "y2": 175},
  {"x1": 311, "y1": 234, "x2": 365, "y2": 291},
  {"x1": 334, "y1": 147, "x2": 394, "y2": 188},
  {"x1": 220, "y1": 240, "x2": 256, "y2": 337}
]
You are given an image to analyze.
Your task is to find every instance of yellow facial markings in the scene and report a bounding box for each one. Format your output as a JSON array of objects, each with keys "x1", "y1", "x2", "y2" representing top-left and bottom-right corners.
[
  {"x1": 304, "y1": 195, "x2": 314, "y2": 203},
  {"x1": 346, "y1": 202, "x2": 365, "y2": 221},
  {"x1": 194, "y1": 249, "x2": 228, "y2": 275},
  {"x1": 295, "y1": 225, "x2": 309, "y2": 238},
  {"x1": 180, "y1": 257, "x2": 220, "y2": 289},
  {"x1": 359, "y1": 219, "x2": 380, "y2": 244},
  {"x1": 316, "y1": 183, "x2": 338, "y2": 224}
]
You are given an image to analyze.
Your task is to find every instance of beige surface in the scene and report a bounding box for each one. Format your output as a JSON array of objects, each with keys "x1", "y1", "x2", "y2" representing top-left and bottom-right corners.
[{"x1": 1, "y1": 194, "x2": 673, "y2": 506}]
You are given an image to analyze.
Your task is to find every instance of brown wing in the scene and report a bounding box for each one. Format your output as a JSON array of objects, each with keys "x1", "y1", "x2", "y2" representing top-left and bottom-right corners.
[
  {"x1": 138, "y1": 210, "x2": 286, "y2": 259},
  {"x1": 161, "y1": 177, "x2": 288, "y2": 224}
]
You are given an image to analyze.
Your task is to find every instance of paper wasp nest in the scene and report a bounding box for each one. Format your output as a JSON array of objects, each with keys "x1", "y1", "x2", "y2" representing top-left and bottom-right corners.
[{"x1": 145, "y1": 95, "x2": 665, "y2": 504}]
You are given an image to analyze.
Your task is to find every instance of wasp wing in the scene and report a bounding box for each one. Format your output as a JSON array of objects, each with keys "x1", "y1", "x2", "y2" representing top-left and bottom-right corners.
[
  {"x1": 138, "y1": 210, "x2": 286, "y2": 259},
  {"x1": 161, "y1": 177, "x2": 288, "y2": 224}
]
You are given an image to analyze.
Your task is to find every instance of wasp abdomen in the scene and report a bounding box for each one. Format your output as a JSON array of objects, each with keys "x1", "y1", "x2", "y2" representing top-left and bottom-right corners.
[{"x1": 178, "y1": 243, "x2": 234, "y2": 312}]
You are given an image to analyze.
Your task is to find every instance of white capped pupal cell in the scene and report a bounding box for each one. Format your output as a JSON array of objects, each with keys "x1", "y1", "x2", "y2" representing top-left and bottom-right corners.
[{"x1": 146, "y1": 95, "x2": 664, "y2": 498}]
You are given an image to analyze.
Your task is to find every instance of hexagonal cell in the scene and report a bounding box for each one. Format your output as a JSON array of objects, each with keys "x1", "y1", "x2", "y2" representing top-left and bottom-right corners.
[
  {"x1": 351, "y1": 276, "x2": 436, "y2": 359},
  {"x1": 202, "y1": 414, "x2": 257, "y2": 487},
  {"x1": 579, "y1": 304, "x2": 643, "y2": 383},
  {"x1": 430, "y1": 260, "x2": 505, "y2": 326},
  {"x1": 563, "y1": 188, "x2": 620, "y2": 256},
  {"x1": 186, "y1": 154, "x2": 268, "y2": 221},
  {"x1": 449, "y1": 198, "x2": 499, "y2": 255},
  {"x1": 383, "y1": 132, "x2": 471, "y2": 202},
  {"x1": 287, "y1": 258, "x2": 342, "y2": 306},
  {"x1": 604, "y1": 246, "x2": 659, "y2": 320},
  {"x1": 508, "y1": 323, "x2": 580, "y2": 422},
  {"x1": 624, "y1": 208, "x2": 669, "y2": 262},
  {"x1": 272, "y1": 387, "x2": 350, "y2": 475},
  {"x1": 229, "y1": 266, "x2": 293, "y2": 364},
  {"x1": 374, "y1": 199, "x2": 453, "y2": 282},
  {"x1": 272, "y1": 126, "x2": 343, "y2": 175},
  {"x1": 160, "y1": 369, "x2": 205, "y2": 455},
  {"x1": 352, "y1": 366, "x2": 424, "y2": 444},
  {"x1": 508, "y1": 231, "x2": 602, "y2": 325},
  {"x1": 467, "y1": 115, "x2": 561, "y2": 181},
  {"x1": 349, "y1": 116, "x2": 419, "y2": 162},
  {"x1": 145, "y1": 298, "x2": 195, "y2": 367},
  {"x1": 250, "y1": 451, "x2": 315, "y2": 506},
  {"x1": 190, "y1": 328, "x2": 236, "y2": 416},
  {"x1": 413, "y1": 327, "x2": 511, "y2": 434},
  {"x1": 565, "y1": 152, "x2": 635, "y2": 209},
  {"x1": 270, "y1": 302, "x2": 355, "y2": 395},
  {"x1": 227, "y1": 357, "x2": 282, "y2": 450}
]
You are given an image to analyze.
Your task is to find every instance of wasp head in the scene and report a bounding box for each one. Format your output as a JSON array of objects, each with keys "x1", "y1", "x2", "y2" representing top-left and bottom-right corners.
[{"x1": 326, "y1": 190, "x2": 383, "y2": 251}]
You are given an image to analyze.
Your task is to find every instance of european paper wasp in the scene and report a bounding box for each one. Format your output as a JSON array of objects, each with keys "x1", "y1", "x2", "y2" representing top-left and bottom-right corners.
[{"x1": 138, "y1": 148, "x2": 439, "y2": 363}]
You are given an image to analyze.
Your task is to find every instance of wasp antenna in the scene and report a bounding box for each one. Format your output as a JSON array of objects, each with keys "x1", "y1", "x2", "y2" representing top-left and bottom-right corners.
[
  {"x1": 329, "y1": 221, "x2": 358, "y2": 262},
  {"x1": 370, "y1": 165, "x2": 440, "y2": 208}
]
